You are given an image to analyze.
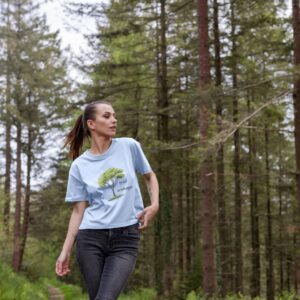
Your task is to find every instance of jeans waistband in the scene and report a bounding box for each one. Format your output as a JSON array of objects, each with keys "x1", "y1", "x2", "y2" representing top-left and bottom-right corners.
[{"x1": 79, "y1": 222, "x2": 139, "y2": 232}]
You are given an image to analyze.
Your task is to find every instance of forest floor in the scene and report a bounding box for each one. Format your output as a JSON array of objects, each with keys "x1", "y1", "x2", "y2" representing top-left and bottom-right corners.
[{"x1": 47, "y1": 284, "x2": 64, "y2": 300}]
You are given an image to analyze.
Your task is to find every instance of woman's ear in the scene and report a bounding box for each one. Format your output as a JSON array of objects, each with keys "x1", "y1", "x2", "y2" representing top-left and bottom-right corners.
[{"x1": 86, "y1": 119, "x2": 95, "y2": 131}]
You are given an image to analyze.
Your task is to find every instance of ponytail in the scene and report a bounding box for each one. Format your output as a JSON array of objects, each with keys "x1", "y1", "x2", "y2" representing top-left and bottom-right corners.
[
  {"x1": 64, "y1": 100, "x2": 113, "y2": 160},
  {"x1": 64, "y1": 114, "x2": 87, "y2": 160}
]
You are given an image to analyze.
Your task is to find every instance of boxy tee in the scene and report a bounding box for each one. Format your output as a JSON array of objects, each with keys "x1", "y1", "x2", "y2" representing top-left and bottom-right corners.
[{"x1": 65, "y1": 137, "x2": 152, "y2": 229}]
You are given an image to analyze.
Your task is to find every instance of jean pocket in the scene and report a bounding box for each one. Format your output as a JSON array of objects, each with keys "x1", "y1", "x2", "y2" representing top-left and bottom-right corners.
[
  {"x1": 125, "y1": 226, "x2": 140, "y2": 239},
  {"x1": 129, "y1": 227, "x2": 139, "y2": 233}
]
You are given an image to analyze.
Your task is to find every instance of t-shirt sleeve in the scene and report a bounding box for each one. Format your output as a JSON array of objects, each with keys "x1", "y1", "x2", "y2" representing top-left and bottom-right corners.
[
  {"x1": 129, "y1": 138, "x2": 152, "y2": 175},
  {"x1": 65, "y1": 162, "x2": 88, "y2": 203}
]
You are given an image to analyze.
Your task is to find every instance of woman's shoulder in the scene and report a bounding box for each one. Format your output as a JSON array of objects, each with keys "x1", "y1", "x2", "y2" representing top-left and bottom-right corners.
[
  {"x1": 69, "y1": 150, "x2": 90, "y2": 166},
  {"x1": 116, "y1": 136, "x2": 139, "y2": 146},
  {"x1": 69, "y1": 156, "x2": 83, "y2": 169},
  {"x1": 116, "y1": 137, "x2": 147, "y2": 156}
]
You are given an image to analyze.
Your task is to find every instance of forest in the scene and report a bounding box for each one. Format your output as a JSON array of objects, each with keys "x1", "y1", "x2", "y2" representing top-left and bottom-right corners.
[{"x1": 0, "y1": 0, "x2": 300, "y2": 299}]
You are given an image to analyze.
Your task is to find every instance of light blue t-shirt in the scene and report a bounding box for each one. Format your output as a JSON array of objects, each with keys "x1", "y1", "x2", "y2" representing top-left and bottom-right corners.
[{"x1": 65, "y1": 137, "x2": 152, "y2": 229}]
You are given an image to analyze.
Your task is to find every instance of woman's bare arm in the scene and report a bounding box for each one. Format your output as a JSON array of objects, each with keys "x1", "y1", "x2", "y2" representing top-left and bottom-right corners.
[
  {"x1": 144, "y1": 171, "x2": 159, "y2": 209},
  {"x1": 137, "y1": 171, "x2": 159, "y2": 230},
  {"x1": 62, "y1": 201, "x2": 88, "y2": 253},
  {"x1": 56, "y1": 201, "x2": 87, "y2": 276}
]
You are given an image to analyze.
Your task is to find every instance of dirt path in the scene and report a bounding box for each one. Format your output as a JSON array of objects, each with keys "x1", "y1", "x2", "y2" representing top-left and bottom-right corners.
[{"x1": 47, "y1": 285, "x2": 64, "y2": 300}]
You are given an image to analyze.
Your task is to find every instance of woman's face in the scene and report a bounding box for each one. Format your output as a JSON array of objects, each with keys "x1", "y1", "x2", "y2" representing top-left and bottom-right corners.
[{"x1": 87, "y1": 103, "x2": 117, "y2": 138}]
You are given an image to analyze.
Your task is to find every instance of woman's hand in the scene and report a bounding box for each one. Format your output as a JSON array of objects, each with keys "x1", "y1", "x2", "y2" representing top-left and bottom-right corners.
[
  {"x1": 55, "y1": 251, "x2": 71, "y2": 277},
  {"x1": 139, "y1": 171, "x2": 159, "y2": 230},
  {"x1": 55, "y1": 201, "x2": 86, "y2": 276},
  {"x1": 137, "y1": 204, "x2": 159, "y2": 230}
]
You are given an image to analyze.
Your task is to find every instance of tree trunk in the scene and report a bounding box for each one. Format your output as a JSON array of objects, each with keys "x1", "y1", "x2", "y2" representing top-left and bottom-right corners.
[
  {"x1": 159, "y1": 1, "x2": 172, "y2": 295},
  {"x1": 178, "y1": 151, "x2": 184, "y2": 277},
  {"x1": 292, "y1": 0, "x2": 300, "y2": 214},
  {"x1": 20, "y1": 128, "x2": 33, "y2": 269},
  {"x1": 183, "y1": 151, "x2": 188, "y2": 275},
  {"x1": 197, "y1": 0, "x2": 216, "y2": 296},
  {"x1": 183, "y1": 39, "x2": 192, "y2": 275},
  {"x1": 286, "y1": 254, "x2": 292, "y2": 291},
  {"x1": 154, "y1": 0, "x2": 171, "y2": 295},
  {"x1": 230, "y1": 0, "x2": 243, "y2": 293},
  {"x1": 185, "y1": 150, "x2": 192, "y2": 272},
  {"x1": 213, "y1": 0, "x2": 231, "y2": 296},
  {"x1": 264, "y1": 125, "x2": 275, "y2": 300},
  {"x1": 247, "y1": 95, "x2": 261, "y2": 298},
  {"x1": 292, "y1": 2, "x2": 300, "y2": 293},
  {"x1": 292, "y1": 209, "x2": 299, "y2": 293},
  {"x1": 157, "y1": 0, "x2": 168, "y2": 141},
  {"x1": 3, "y1": 0, "x2": 12, "y2": 236},
  {"x1": 153, "y1": 1, "x2": 163, "y2": 294},
  {"x1": 277, "y1": 141, "x2": 284, "y2": 291},
  {"x1": 132, "y1": 85, "x2": 141, "y2": 138},
  {"x1": 4, "y1": 74, "x2": 12, "y2": 233},
  {"x1": 12, "y1": 0, "x2": 23, "y2": 273},
  {"x1": 12, "y1": 122, "x2": 22, "y2": 272}
]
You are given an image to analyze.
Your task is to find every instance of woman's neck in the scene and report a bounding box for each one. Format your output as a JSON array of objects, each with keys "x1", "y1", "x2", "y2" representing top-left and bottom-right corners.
[{"x1": 90, "y1": 137, "x2": 112, "y2": 155}]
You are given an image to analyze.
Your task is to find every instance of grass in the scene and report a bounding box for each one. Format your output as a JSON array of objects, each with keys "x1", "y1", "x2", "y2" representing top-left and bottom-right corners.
[
  {"x1": 119, "y1": 287, "x2": 157, "y2": 300},
  {"x1": 0, "y1": 260, "x2": 88, "y2": 300},
  {"x1": 0, "y1": 262, "x2": 48, "y2": 300},
  {"x1": 2, "y1": 259, "x2": 298, "y2": 300},
  {"x1": 185, "y1": 290, "x2": 300, "y2": 300}
]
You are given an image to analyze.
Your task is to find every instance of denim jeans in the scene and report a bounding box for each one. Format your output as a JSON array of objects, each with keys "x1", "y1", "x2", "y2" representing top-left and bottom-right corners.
[{"x1": 75, "y1": 222, "x2": 140, "y2": 300}]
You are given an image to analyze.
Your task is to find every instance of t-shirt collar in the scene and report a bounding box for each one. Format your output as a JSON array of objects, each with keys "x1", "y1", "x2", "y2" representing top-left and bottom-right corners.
[{"x1": 83, "y1": 138, "x2": 117, "y2": 160}]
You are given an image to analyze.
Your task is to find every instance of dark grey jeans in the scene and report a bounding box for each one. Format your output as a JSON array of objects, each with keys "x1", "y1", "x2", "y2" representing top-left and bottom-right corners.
[{"x1": 75, "y1": 222, "x2": 140, "y2": 300}]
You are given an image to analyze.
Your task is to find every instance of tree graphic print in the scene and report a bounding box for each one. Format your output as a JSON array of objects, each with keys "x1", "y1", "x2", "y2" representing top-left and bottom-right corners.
[{"x1": 98, "y1": 168, "x2": 125, "y2": 200}]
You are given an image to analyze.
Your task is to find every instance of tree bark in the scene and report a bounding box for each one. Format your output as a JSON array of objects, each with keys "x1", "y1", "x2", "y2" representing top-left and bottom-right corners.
[
  {"x1": 185, "y1": 150, "x2": 192, "y2": 272},
  {"x1": 154, "y1": 0, "x2": 171, "y2": 295},
  {"x1": 4, "y1": 71, "x2": 12, "y2": 234},
  {"x1": 12, "y1": 0, "x2": 23, "y2": 273},
  {"x1": 213, "y1": 0, "x2": 231, "y2": 296},
  {"x1": 264, "y1": 125, "x2": 275, "y2": 300},
  {"x1": 178, "y1": 151, "x2": 184, "y2": 277},
  {"x1": 3, "y1": 0, "x2": 12, "y2": 236},
  {"x1": 197, "y1": 0, "x2": 216, "y2": 296},
  {"x1": 230, "y1": 0, "x2": 243, "y2": 293},
  {"x1": 19, "y1": 127, "x2": 33, "y2": 269},
  {"x1": 292, "y1": 1, "x2": 300, "y2": 293},
  {"x1": 157, "y1": 0, "x2": 168, "y2": 141},
  {"x1": 277, "y1": 141, "x2": 284, "y2": 291},
  {"x1": 12, "y1": 121, "x2": 22, "y2": 272},
  {"x1": 247, "y1": 94, "x2": 261, "y2": 298},
  {"x1": 154, "y1": 1, "x2": 163, "y2": 293},
  {"x1": 292, "y1": 0, "x2": 300, "y2": 214}
]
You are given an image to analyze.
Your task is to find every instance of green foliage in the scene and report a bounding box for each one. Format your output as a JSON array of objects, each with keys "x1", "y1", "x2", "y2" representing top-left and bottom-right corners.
[
  {"x1": 184, "y1": 248, "x2": 202, "y2": 292},
  {"x1": 28, "y1": 161, "x2": 83, "y2": 285},
  {"x1": 0, "y1": 260, "x2": 157, "y2": 300},
  {"x1": 276, "y1": 290, "x2": 300, "y2": 300},
  {"x1": 42, "y1": 278, "x2": 88, "y2": 300},
  {"x1": 0, "y1": 0, "x2": 298, "y2": 299},
  {"x1": 186, "y1": 290, "x2": 199, "y2": 300},
  {"x1": 0, "y1": 261, "x2": 48, "y2": 300},
  {"x1": 184, "y1": 291, "x2": 300, "y2": 300},
  {"x1": 0, "y1": 260, "x2": 89, "y2": 300},
  {"x1": 119, "y1": 287, "x2": 157, "y2": 300}
]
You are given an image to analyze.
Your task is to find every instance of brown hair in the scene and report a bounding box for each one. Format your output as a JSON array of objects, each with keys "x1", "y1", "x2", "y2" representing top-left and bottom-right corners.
[{"x1": 64, "y1": 100, "x2": 113, "y2": 160}]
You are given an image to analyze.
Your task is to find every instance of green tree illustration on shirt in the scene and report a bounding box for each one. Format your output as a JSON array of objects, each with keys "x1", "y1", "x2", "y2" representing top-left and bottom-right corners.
[{"x1": 98, "y1": 168, "x2": 125, "y2": 200}]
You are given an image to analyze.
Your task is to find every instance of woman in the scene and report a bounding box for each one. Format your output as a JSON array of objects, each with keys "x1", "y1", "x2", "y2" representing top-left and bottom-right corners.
[{"x1": 55, "y1": 100, "x2": 159, "y2": 300}]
